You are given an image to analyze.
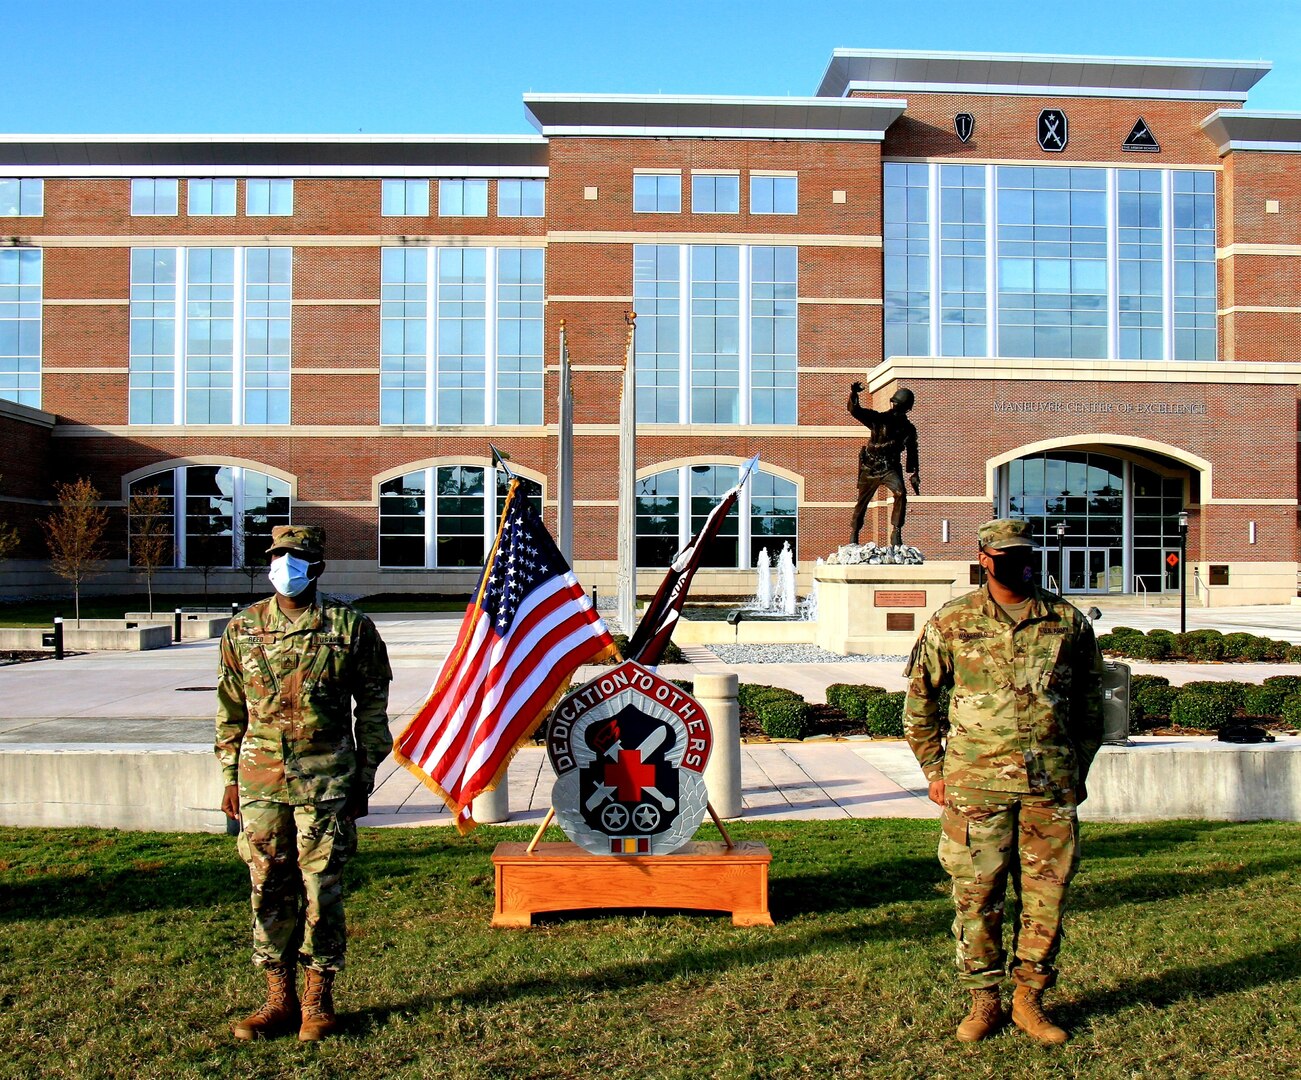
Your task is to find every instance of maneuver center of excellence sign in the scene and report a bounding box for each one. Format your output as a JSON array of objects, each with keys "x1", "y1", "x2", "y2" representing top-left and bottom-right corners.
[{"x1": 547, "y1": 659, "x2": 713, "y2": 856}]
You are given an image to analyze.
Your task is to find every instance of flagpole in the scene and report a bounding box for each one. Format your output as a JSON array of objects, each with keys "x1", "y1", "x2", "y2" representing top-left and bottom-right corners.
[
  {"x1": 616, "y1": 311, "x2": 637, "y2": 636},
  {"x1": 557, "y1": 319, "x2": 574, "y2": 564}
]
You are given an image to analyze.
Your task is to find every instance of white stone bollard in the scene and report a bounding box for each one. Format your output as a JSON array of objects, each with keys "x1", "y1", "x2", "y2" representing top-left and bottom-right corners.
[
  {"x1": 471, "y1": 767, "x2": 510, "y2": 823},
  {"x1": 696, "y1": 672, "x2": 742, "y2": 819}
]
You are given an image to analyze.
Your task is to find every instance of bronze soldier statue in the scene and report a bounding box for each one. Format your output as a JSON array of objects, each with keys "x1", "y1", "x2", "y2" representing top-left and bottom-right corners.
[{"x1": 848, "y1": 382, "x2": 920, "y2": 547}]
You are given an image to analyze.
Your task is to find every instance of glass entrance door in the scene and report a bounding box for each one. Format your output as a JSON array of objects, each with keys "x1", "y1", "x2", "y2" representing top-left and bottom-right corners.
[{"x1": 1064, "y1": 548, "x2": 1123, "y2": 594}]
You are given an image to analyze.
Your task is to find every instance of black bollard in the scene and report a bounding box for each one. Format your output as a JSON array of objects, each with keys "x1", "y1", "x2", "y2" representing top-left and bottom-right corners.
[
  {"x1": 53, "y1": 615, "x2": 64, "y2": 660},
  {"x1": 230, "y1": 601, "x2": 239, "y2": 618},
  {"x1": 591, "y1": 586, "x2": 598, "y2": 608},
  {"x1": 173, "y1": 607, "x2": 182, "y2": 643}
]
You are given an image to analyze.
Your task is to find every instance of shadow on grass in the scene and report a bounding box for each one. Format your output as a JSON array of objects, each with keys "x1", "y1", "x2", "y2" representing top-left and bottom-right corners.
[
  {"x1": 1072, "y1": 852, "x2": 1301, "y2": 912},
  {"x1": 1082, "y1": 820, "x2": 1287, "y2": 860},
  {"x1": 1061, "y1": 938, "x2": 1301, "y2": 1025}
]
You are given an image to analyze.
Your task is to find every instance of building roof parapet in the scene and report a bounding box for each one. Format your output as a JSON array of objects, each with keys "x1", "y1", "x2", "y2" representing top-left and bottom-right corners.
[
  {"x1": 0, "y1": 397, "x2": 57, "y2": 430},
  {"x1": 817, "y1": 48, "x2": 1271, "y2": 102},
  {"x1": 0, "y1": 134, "x2": 550, "y2": 177},
  {"x1": 523, "y1": 93, "x2": 906, "y2": 140},
  {"x1": 1200, "y1": 110, "x2": 1301, "y2": 154}
]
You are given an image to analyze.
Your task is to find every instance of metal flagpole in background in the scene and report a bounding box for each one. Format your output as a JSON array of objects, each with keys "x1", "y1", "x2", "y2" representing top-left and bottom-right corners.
[
  {"x1": 557, "y1": 319, "x2": 574, "y2": 563},
  {"x1": 616, "y1": 311, "x2": 637, "y2": 635}
]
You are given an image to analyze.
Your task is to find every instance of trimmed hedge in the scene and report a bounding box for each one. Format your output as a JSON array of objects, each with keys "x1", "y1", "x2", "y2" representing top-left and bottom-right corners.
[
  {"x1": 864, "y1": 691, "x2": 907, "y2": 738},
  {"x1": 1282, "y1": 694, "x2": 1301, "y2": 728},
  {"x1": 1099, "y1": 626, "x2": 1301, "y2": 664},
  {"x1": 738, "y1": 683, "x2": 800, "y2": 711},
  {"x1": 827, "y1": 683, "x2": 888, "y2": 722},
  {"x1": 759, "y1": 698, "x2": 810, "y2": 739},
  {"x1": 1170, "y1": 692, "x2": 1237, "y2": 729},
  {"x1": 1244, "y1": 683, "x2": 1289, "y2": 718}
]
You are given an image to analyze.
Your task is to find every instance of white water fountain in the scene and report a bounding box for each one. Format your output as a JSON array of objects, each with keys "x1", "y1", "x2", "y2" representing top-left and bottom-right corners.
[
  {"x1": 753, "y1": 546, "x2": 773, "y2": 610},
  {"x1": 774, "y1": 542, "x2": 797, "y2": 616},
  {"x1": 798, "y1": 558, "x2": 822, "y2": 622}
]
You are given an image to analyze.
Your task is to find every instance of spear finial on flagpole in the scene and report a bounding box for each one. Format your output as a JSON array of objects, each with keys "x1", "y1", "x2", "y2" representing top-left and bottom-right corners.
[{"x1": 490, "y1": 443, "x2": 516, "y2": 481}]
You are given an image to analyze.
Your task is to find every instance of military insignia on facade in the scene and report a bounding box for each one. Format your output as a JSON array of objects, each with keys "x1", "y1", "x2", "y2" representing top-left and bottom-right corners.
[
  {"x1": 1038, "y1": 109, "x2": 1068, "y2": 152},
  {"x1": 1122, "y1": 118, "x2": 1160, "y2": 152},
  {"x1": 954, "y1": 113, "x2": 974, "y2": 143},
  {"x1": 547, "y1": 659, "x2": 713, "y2": 856}
]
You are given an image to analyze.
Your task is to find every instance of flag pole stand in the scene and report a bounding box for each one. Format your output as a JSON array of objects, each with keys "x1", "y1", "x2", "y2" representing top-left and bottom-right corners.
[
  {"x1": 706, "y1": 802, "x2": 735, "y2": 850},
  {"x1": 525, "y1": 807, "x2": 556, "y2": 854}
]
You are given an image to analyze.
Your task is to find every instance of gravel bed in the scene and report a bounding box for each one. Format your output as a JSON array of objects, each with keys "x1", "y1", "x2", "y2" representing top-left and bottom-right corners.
[{"x1": 705, "y1": 644, "x2": 908, "y2": 665}]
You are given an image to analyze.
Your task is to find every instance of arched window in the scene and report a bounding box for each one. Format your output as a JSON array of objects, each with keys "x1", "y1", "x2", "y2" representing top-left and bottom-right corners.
[
  {"x1": 378, "y1": 465, "x2": 542, "y2": 569},
  {"x1": 127, "y1": 464, "x2": 290, "y2": 568},
  {"x1": 634, "y1": 464, "x2": 797, "y2": 569}
]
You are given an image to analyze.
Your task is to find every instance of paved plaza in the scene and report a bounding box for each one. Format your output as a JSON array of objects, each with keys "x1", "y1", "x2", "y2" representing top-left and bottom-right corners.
[{"x1": 2, "y1": 603, "x2": 1300, "y2": 826}]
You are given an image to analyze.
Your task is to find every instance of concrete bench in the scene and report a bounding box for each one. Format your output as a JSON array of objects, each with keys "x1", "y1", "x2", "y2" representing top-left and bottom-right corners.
[
  {"x1": 0, "y1": 623, "x2": 173, "y2": 652},
  {"x1": 123, "y1": 613, "x2": 231, "y2": 641}
]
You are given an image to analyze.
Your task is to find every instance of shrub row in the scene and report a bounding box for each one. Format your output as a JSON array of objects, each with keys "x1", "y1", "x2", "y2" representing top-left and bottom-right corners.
[
  {"x1": 1129, "y1": 672, "x2": 1301, "y2": 731},
  {"x1": 1099, "y1": 626, "x2": 1301, "y2": 664},
  {"x1": 738, "y1": 683, "x2": 810, "y2": 739}
]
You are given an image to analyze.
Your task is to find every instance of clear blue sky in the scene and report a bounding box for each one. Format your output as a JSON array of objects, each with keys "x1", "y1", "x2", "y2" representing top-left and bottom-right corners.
[{"x1": 4, "y1": 0, "x2": 1299, "y2": 134}]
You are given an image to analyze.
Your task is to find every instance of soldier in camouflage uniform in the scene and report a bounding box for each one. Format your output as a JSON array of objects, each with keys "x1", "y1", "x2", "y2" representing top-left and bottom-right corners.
[
  {"x1": 216, "y1": 525, "x2": 393, "y2": 1042},
  {"x1": 903, "y1": 518, "x2": 1103, "y2": 1045}
]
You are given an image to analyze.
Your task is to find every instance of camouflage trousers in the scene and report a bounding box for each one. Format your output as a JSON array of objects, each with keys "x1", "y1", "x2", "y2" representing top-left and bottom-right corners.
[
  {"x1": 938, "y1": 787, "x2": 1080, "y2": 991},
  {"x1": 236, "y1": 797, "x2": 357, "y2": 972}
]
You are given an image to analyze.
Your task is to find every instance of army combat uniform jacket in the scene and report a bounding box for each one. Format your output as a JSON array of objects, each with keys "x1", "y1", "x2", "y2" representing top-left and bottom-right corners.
[
  {"x1": 903, "y1": 585, "x2": 1104, "y2": 800},
  {"x1": 215, "y1": 595, "x2": 393, "y2": 805}
]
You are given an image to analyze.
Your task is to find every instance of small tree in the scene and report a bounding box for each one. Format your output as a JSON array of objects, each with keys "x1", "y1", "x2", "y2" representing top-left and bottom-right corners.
[
  {"x1": 242, "y1": 557, "x2": 266, "y2": 602},
  {"x1": 0, "y1": 475, "x2": 20, "y2": 566},
  {"x1": 128, "y1": 486, "x2": 173, "y2": 617},
  {"x1": 41, "y1": 477, "x2": 111, "y2": 626}
]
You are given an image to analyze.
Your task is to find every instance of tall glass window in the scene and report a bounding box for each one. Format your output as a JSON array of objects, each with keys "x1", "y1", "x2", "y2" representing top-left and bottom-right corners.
[
  {"x1": 633, "y1": 174, "x2": 681, "y2": 213},
  {"x1": 634, "y1": 463, "x2": 797, "y2": 569},
  {"x1": 380, "y1": 247, "x2": 544, "y2": 426},
  {"x1": 939, "y1": 164, "x2": 987, "y2": 356},
  {"x1": 497, "y1": 180, "x2": 544, "y2": 217},
  {"x1": 690, "y1": 246, "x2": 741, "y2": 423},
  {"x1": 436, "y1": 248, "x2": 487, "y2": 424},
  {"x1": 634, "y1": 244, "x2": 797, "y2": 425},
  {"x1": 185, "y1": 248, "x2": 236, "y2": 423},
  {"x1": 1173, "y1": 171, "x2": 1217, "y2": 361},
  {"x1": 1117, "y1": 170, "x2": 1164, "y2": 360},
  {"x1": 0, "y1": 179, "x2": 43, "y2": 217},
  {"x1": 439, "y1": 180, "x2": 488, "y2": 217},
  {"x1": 246, "y1": 179, "x2": 293, "y2": 216},
  {"x1": 188, "y1": 179, "x2": 236, "y2": 216},
  {"x1": 633, "y1": 245, "x2": 681, "y2": 423},
  {"x1": 378, "y1": 465, "x2": 540, "y2": 569},
  {"x1": 997, "y1": 166, "x2": 1107, "y2": 359},
  {"x1": 243, "y1": 248, "x2": 291, "y2": 424},
  {"x1": 750, "y1": 246, "x2": 797, "y2": 424},
  {"x1": 883, "y1": 163, "x2": 930, "y2": 358},
  {"x1": 131, "y1": 179, "x2": 178, "y2": 216},
  {"x1": 884, "y1": 164, "x2": 1218, "y2": 361},
  {"x1": 129, "y1": 248, "x2": 177, "y2": 423},
  {"x1": 129, "y1": 464, "x2": 289, "y2": 568},
  {"x1": 381, "y1": 179, "x2": 429, "y2": 216},
  {"x1": 496, "y1": 248, "x2": 544, "y2": 424},
  {"x1": 0, "y1": 248, "x2": 41, "y2": 407}
]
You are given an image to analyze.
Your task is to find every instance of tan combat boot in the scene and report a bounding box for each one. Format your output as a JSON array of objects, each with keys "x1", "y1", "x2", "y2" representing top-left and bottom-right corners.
[
  {"x1": 1012, "y1": 985, "x2": 1068, "y2": 1045},
  {"x1": 955, "y1": 987, "x2": 1004, "y2": 1042},
  {"x1": 299, "y1": 968, "x2": 338, "y2": 1041},
  {"x1": 232, "y1": 963, "x2": 300, "y2": 1040}
]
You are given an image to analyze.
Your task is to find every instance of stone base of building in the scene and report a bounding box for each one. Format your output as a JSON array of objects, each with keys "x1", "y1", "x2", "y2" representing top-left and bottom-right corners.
[{"x1": 813, "y1": 563, "x2": 961, "y2": 655}]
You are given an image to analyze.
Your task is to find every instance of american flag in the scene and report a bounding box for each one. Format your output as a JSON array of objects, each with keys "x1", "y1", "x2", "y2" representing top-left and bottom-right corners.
[{"x1": 394, "y1": 479, "x2": 617, "y2": 832}]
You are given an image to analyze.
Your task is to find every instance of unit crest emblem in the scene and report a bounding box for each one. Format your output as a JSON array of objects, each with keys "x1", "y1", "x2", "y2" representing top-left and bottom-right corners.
[
  {"x1": 954, "y1": 113, "x2": 974, "y2": 143},
  {"x1": 547, "y1": 659, "x2": 713, "y2": 855}
]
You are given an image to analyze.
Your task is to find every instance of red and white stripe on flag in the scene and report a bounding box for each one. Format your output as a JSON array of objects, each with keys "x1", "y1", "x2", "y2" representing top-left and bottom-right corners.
[{"x1": 393, "y1": 480, "x2": 617, "y2": 833}]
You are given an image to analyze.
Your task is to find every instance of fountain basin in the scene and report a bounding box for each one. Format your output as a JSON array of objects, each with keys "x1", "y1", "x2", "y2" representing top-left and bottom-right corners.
[{"x1": 669, "y1": 604, "x2": 817, "y2": 646}]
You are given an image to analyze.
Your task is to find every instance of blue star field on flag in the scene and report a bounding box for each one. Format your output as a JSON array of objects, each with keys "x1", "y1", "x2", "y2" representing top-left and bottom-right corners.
[{"x1": 481, "y1": 496, "x2": 569, "y2": 634}]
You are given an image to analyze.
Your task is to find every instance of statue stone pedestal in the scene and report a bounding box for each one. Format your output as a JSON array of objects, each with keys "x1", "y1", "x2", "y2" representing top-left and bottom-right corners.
[{"x1": 814, "y1": 563, "x2": 959, "y2": 655}]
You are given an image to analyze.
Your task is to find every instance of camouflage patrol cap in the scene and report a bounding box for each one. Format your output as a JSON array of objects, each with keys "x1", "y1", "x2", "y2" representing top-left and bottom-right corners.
[
  {"x1": 978, "y1": 518, "x2": 1037, "y2": 550},
  {"x1": 266, "y1": 524, "x2": 326, "y2": 561}
]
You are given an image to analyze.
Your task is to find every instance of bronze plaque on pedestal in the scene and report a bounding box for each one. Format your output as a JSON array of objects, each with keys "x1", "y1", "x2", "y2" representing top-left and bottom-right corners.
[
  {"x1": 885, "y1": 613, "x2": 916, "y2": 632},
  {"x1": 874, "y1": 590, "x2": 926, "y2": 607}
]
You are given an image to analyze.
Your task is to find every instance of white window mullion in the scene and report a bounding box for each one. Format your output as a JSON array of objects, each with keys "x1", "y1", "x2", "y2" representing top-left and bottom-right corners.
[
  {"x1": 175, "y1": 466, "x2": 188, "y2": 568},
  {"x1": 231, "y1": 248, "x2": 245, "y2": 426},
  {"x1": 679, "y1": 465, "x2": 690, "y2": 556},
  {"x1": 426, "y1": 248, "x2": 437, "y2": 426},
  {"x1": 927, "y1": 163, "x2": 941, "y2": 357},
  {"x1": 232, "y1": 466, "x2": 245, "y2": 567},
  {"x1": 678, "y1": 244, "x2": 690, "y2": 424},
  {"x1": 1106, "y1": 169, "x2": 1120, "y2": 360},
  {"x1": 174, "y1": 247, "x2": 186, "y2": 423},
  {"x1": 425, "y1": 467, "x2": 436, "y2": 568},
  {"x1": 738, "y1": 245, "x2": 752, "y2": 425},
  {"x1": 738, "y1": 480, "x2": 752, "y2": 570},
  {"x1": 985, "y1": 166, "x2": 998, "y2": 357},
  {"x1": 1161, "y1": 170, "x2": 1175, "y2": 362},
  {"x1": 484, "y1": 248, "x2": 498, "y2": 426}
]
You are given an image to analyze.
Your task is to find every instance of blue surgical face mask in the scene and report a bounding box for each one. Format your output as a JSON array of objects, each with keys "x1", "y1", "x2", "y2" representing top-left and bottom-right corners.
[{"x1": 268, "y1": 553, "x2": 313, "y2": 598}]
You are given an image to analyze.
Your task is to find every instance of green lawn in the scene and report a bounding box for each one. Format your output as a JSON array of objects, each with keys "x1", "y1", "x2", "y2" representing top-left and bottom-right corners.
[{"x1": 0, "y1": 820, "x2": 1298, "y2": 1079}]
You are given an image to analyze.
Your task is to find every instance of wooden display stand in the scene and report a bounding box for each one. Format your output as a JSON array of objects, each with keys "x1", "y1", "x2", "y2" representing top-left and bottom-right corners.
[{"x1": 491, "y1": 840, "x2": 774, "y2": 928}]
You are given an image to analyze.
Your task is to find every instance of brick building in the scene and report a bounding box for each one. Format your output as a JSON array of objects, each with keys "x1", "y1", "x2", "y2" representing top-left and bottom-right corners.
[{"x1": 2, "y1": 48, "x2": 1300, "y2": 605}]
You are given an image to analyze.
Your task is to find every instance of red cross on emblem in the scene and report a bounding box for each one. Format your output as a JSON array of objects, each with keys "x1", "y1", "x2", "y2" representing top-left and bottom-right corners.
[{"x1": 604, "y1": 750, "x2": 656, "y2": 802}]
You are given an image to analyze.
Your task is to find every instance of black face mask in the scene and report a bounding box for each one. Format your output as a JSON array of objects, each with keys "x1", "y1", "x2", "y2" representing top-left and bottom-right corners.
[{"x1": 985, "y1": 548, "x2": 1036, "y2": 589}]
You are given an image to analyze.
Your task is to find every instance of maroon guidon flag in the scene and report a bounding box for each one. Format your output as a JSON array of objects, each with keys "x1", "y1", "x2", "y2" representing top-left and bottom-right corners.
[
  {"x1": 394, "y1": 479, "x2": 617, "y2": 832},
  {"x1": 626, "y1": 454, "x2": 759, "y2": 667}
]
